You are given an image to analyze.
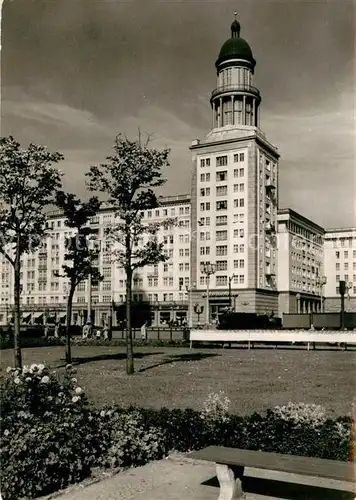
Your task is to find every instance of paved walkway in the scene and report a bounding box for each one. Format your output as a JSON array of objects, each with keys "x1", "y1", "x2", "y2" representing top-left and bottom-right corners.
[{"x1": 46, "y1": 453, "x2": 355, "y2": 500}]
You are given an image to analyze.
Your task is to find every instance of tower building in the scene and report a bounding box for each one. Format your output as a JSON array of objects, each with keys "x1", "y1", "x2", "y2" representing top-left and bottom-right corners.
[{"x1": 190, "y1": 16, "x2": 280, "y2": 319}]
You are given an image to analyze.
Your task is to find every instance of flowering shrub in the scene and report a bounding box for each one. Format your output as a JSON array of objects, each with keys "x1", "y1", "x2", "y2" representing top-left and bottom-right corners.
[
  {"x1": 1, "y1": 364, "x2": 100, "y2": 500},
  {"x1": 96, "y1": 408, "x2": 165, "y2": 468},
  {"x1": 200, "y1": 391, "x2": 231, "y2": 424},
  {"x1": 272, "y1": 402, "x2": 327, "y2": 428}
]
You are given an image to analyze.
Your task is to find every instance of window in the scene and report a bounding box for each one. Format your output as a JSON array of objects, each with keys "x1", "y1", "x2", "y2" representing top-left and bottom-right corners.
[
  {"x1": 234, "y1": 199, "x2": 239, "y2": 208},
  {"x1": 200, "y1": 159, "x2": 206, "y2": 167},
  {"x1": 179, "y1": 263, "x2": 184, "y2": 271},
  {"x1": 353, "y1": 250, "x2": 356, "y2": 259},
  {"x1": 179, "y1": 249, "x2": 184, "y2": 257},
  {"x1": 240, "y1": 229, "x2": 245, "y2": 238},
  {"x1": 239, "y1": 153, "x2": 245, "y2": 161},
  {"x1": 184, "y1": 249, "x2": 189, "y2": 256},
  {"x1": 200, "y1": 174, "x2": 205, "y2": 182},
  {"x1": 216, "y1": 260, "x2": 227, "y2": 271},
  {"x1": 200, "y1": 188, "x2": 210, "y2": 196},
  {"x1": 233, "y1": 184, "x2": 239, "y2": 192},
  {"x1": 216, "y1": 200, "x2": 227, "y2": 211},
  {"x1": 206, "y1": 202, "x2": 211, "y2": 210},
  {"x1": 206, "y1": 173, "x2": 210, "y2": 181},
  {"x1": 216, "y1": 171, "x2": 227, "y2": 182},
  {"x1": 200, "y1": 203, "x2": 205, "y2": 211},
  {"x1": 239, "y1": 168, "x2": 244, "y2": 176},
  {"x1": 335, "y1": 251, "x2": 340, "y2": 258},
  {"x1": 216, "y1": 156, "x2": 228, "y2": 167},
  {"x1": 239, "y1": 259, "x2": 245, "y2": 268},
  {"x1": 216, "y1": 215, "x2": 227, "y2": 226},
  {"x1": 216, "y1": 275, "x2": 228, "y2": 286},
  {"x1": 147, "y1": 210, "x2": 152, "y2": 218},
  {"x1": 336, "y1": 263, "x2": 340, "y2": 270},
  {"x1": 239, "y1": 275, "x2": 244, "y2": 283},
  {"x1": 344, "y1": 262, "x2": 349, "y2": 270},
  {"x1": 185, "y1": 206, "x2": 190, "y2": 214},
  {"x1": 216, "y1": 186, "x2": 228, "y2": 196},
  {"x1": 240, "y1": 198, "x2": 245, "y2": 207},
  {"x1": 233, "y1": 244, "x2": 239, "y2": 253},
  {"x1": 200, "y1": 232, "x2": 205, "y2": 241},
  {"x1": 233, "y1": 154, "x2": 239, "y2": 163},
  {"x1": 344, "y1": 251, "x2": 348, "y2": 258},
  {"x1": 216, "y1": 230, "x2": 228, "y2": 241},
  {"x1": 216, "y1": 245, "x2": 227, "y2": 256},
  {"x1": 234, "y1": 169, "x2": 239, "y2": 178},
  {"x1": 233, "y1": 260, "x2": 239, "y2": 268},
  {"x1": 239, "y1": 183, "x2": 244, "y2": 192}
]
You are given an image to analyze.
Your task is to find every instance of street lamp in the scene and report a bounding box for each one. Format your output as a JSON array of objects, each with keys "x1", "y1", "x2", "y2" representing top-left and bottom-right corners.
[
  {"x1": 186, "y1": 282, "x2": 196, "y2": 328},
  {"x1": 228, "y1": 274, "x2": 236, "y2": 309},
  {"x1": 200, "y1": 262, "x2": 216, "y2": 324},
  {"x1": 315, "y1": 276, "x2": 327, "y2": 312}
]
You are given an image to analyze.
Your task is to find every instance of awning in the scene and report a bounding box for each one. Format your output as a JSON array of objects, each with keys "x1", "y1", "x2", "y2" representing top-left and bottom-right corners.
[
  {"x1": 33, "y1": 312, "x2": 43, "y2": 319},
  {"x1": 22, "y1": 314, "x2": 32, "y2": 323},
  {"x1": 58, "y1": 312, "x2": 66, "y2": 319}
]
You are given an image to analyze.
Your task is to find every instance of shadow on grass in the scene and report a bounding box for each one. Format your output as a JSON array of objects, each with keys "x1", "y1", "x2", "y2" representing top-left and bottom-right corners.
[
  {"x1": 58, "y1": 351, "x2": 165, "y2": 367},
  {"x1": 202, "y1": 474, "x2": 353, "y2": 499},
  {"x1": 137, "y1": 352, "x2": 220, "y2": 373}
]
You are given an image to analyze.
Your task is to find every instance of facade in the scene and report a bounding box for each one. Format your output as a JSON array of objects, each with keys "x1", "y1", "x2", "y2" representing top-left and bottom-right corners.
[
  {"x1": 277, "y1": 209, "x2": 325, "y2": 314},
  {"x1": 0, "y1": 195, "x2": 192, "y2": 327},
  {"x1": 323, "y1": 228, "x2": 356, "y2": 312},
  {"x1": 0, "y1": 18, "x2": 354, "y2": 326},
  {"x1": 189, "y1": 18, "x2": 279, "y2": 319}
]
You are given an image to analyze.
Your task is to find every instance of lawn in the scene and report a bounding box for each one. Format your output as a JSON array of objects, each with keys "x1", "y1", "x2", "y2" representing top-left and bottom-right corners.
[{"x1": 1, "y1": 345, "x2": 355, "y2": 416}]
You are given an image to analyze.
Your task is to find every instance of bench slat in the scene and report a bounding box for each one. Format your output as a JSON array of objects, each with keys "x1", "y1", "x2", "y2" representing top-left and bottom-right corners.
[{"x1": 188, "y1": 446, "x2": 355, "y2": 483}]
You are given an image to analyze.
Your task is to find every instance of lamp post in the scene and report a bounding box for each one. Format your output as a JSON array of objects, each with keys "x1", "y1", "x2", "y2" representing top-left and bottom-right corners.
[
  {"x1": 186, "y1": 282, "x2": 196, "y2": 328},
  {"x1": 200, "y1": 262, "x2": 216, "y2": 324},
  {"x1": 315, "y1": 276, "x2": 327, "y2": 312},
  {"x1": 228, "y1": 274, "x2": 236, "y2": 309}
]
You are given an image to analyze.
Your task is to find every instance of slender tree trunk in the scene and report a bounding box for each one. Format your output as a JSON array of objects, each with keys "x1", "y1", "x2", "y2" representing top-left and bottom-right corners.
[
  {"x1": 13, "y1": 242, "x2": 22, "y2": 369},
  {"x1": 126, "y1": 266, "x2": 134, "y2": 374},
  {"x1": 65, "y1": 286, "x2": 75, "y2": 364}
]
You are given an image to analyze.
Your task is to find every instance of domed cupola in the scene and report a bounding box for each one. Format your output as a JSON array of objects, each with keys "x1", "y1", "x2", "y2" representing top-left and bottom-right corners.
[
  {"x1": 216, "y1": 18, "x2": 256, "y2": 70},
  {"x1": 210, "y1": 14, "x2": 261, "y2": 129}
]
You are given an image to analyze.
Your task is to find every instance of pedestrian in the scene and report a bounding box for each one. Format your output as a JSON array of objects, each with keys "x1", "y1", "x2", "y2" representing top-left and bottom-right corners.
[
  {"x1": 103, "y1": 323, "x2": 109, "y2": 340},
  {"x1": 54, "y1": 322, "x2": 60, "y2": 338},
  {"x1": 44, "y1": 324, "x2": 49, "y2": 338},
  {"x1": 141, "y1": 321, "x2": 147, "y2": 340},
  {"x1": 82, "y1": 323, "x2": 89, "y2": 339},
  {"x1": 96, "y1": 328, "x2": 101, "y2": 339}
]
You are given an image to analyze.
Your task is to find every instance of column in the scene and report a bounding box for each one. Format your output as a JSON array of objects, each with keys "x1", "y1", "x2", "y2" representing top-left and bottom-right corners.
[
  {"x1": 212, "y1": 102, "x2": 216, "y2": 128},
  {"x1": 219, "y1": 98, "x2": 222, "y2": 127},
  {"x1": 231, "y1": 95, "x2": 235, "y2": 126},
  {"x1": 252, "y1": 99, "x2": 256, "y2": 126},
  {"x1": 307, "y1": 302, "x2": 311, "y2": 314},
  {"x1": 242, "y1": 96, "x2": 246, "y2": 125}
]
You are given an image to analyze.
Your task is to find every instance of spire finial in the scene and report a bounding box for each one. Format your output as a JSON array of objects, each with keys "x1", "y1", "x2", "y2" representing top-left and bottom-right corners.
[{"x1": 231, "y1": 13, "x2": 241, "y2": 38}]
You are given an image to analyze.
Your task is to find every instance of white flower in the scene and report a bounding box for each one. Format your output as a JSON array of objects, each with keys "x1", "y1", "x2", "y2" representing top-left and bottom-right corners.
[
  {"x1": 6, "y1": 366, "x2": 12, "y2": 373},
  {"x1": 14, "y1": 377, "x2": 21, "y2": 385},
  {"x1": 72, "y1": 396, "x2": 80, "y2": 403},
  {"x1": 40, "y1": 376, "x2": 50, "y2": 384},
  {"x1": 75, "y1": 387, "x2": 82, "y2": 395},
  {"x1": 25, "y1": 377, "x2": 31, "y2": 382},
  {"x1": 100, "y1": 410, "x2": 106, "y2": 417},
  {"x1": 37, "y1": 363, "x2": 45, "y2": 373},
  {"x1": 13, "y1": 370, "x2": 19, "y2": 377},
  {"x1": 30, "y1": 364, "x2": 37, "y2": 372},
  {"x1": 4, "y1": 429, "x2": 9, "y2": 436},
  {"x1": 22, "y1": 366, "x2": 30, "y2": 374},
  {"x1": 71, "y1": 378, "x2": 77, "y2": 384}
]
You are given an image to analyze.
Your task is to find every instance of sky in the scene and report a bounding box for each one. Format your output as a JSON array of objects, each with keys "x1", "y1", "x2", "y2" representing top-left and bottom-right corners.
[{"x1": 1, "y1": 0, "x2": 355, "y2": 228}]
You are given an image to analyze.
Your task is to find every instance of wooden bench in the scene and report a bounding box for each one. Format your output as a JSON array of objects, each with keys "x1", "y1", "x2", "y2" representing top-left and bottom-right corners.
[{"x1": 188, "y1": 446, "x2": 356, "y2": 499}]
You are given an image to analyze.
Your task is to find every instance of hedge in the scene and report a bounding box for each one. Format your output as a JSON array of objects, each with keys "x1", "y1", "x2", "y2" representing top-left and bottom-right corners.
[{"x1": 0, "y1": 365, "x2": 353, "y2": 500}]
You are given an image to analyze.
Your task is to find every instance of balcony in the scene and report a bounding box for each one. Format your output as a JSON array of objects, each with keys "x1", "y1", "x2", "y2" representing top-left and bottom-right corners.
[
  {"x1": 265, "y1": 222, "x2": 276, "y2": 234},
  {"x1": 211, "y1": 84, "x2": 260, "y2": 100},
  {"x1": 265, "y1": 178, "x2": 276, "y2": 190}
]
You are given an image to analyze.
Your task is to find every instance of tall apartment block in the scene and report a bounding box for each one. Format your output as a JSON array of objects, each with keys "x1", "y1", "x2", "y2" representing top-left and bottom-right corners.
[
  {"x1": 277, "y1": 209, "x2": 325, "y2": 314},
  {"x1": 190, "y1": 18, "x2": 279, "y2": 318},
  {"x1": 324, "y1": 228, "x2": 356, "y2": 312}
]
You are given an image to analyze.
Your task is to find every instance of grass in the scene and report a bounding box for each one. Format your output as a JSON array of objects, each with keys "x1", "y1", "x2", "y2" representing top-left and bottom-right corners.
[{"x1": 1, "y1": 345, "x2": 355, "y2": 416}]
